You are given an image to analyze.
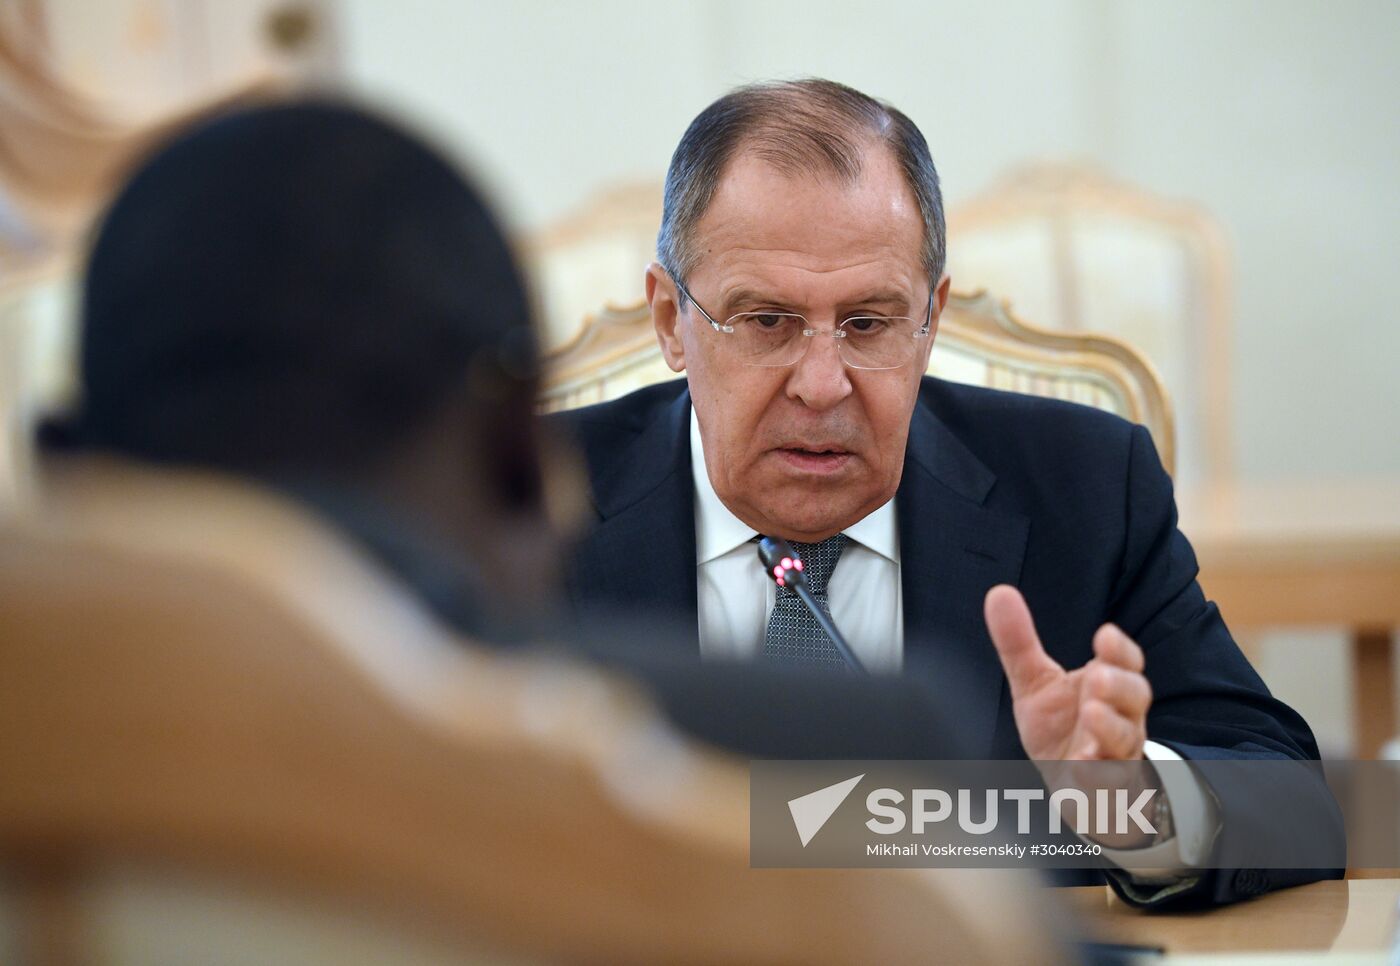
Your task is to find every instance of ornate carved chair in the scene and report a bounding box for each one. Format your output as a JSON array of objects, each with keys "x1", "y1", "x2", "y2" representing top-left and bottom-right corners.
[
  {"x1": 524, "y1": 180, "x2": 664, "y2": 351},
  {"x1": 541, "y1": 292, "x2": 1176, "y2": 478},
  {"x1": 947, "y1": 162, "x2": 1227, "y2": 484}
]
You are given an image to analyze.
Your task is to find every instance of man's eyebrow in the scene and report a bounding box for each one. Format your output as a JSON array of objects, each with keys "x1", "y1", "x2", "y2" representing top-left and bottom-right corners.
[
  {"x1": 720, "y1": 288, "x2": 796, "y2": 313},
  {"x1": 843, "y1": 290, "x2": 914, "y2": 311}
]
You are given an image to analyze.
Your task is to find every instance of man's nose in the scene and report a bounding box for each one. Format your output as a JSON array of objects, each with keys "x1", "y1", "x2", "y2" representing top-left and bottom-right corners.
[{"x1": 784, "y1": 332, "x2": 852, "y2": 411}]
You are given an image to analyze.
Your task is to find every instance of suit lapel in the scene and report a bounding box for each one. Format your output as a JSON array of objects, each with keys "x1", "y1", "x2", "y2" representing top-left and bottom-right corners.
[
  {"x1": 897, "y1": 390, "x2": 1030, "y2": 757},
  {"x1": 570, "y1": 388, "x2": 699, "y2": 650}
]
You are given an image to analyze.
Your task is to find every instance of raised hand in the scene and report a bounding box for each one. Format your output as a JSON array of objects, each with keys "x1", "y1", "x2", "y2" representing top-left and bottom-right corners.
[{"x1": 983, "y1": 584, "x2": 1152, "y2": 762}]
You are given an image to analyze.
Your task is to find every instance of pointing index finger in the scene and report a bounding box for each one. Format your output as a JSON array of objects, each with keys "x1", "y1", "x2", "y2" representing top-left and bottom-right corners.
[{"x1": 984, "y1": 584, "x2": 1063, "y2": 698}]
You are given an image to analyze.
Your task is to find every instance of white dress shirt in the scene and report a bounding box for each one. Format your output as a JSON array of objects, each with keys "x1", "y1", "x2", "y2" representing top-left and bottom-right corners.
[
  {"x1": 688, "y1": 409, "x2": 1217, "y2": 883},
  {"x1": 692, "y1": 411, "x2": 903, "y2": 670}
]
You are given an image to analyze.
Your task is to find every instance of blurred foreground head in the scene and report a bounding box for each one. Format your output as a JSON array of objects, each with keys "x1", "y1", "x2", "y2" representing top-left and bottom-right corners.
[{"x1": 58, "y1": 98, "x2": 557, "y2": 606}]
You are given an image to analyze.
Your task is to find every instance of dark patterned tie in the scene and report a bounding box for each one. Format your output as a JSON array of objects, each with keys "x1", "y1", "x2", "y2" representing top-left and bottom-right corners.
[{"x1": 762, "y1": 533, "x2": 849, "y2": 669}]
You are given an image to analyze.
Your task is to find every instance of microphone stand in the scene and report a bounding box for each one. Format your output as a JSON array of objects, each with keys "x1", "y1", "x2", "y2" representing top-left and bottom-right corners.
[{"x1": 757, "y1": 536, "x2": 867, "y2": 674}]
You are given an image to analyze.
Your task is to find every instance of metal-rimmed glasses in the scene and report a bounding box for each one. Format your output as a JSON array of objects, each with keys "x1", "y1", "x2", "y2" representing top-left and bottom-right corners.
[{"x1": 671, "y1": 275, "x2": 934, "y2": 370}]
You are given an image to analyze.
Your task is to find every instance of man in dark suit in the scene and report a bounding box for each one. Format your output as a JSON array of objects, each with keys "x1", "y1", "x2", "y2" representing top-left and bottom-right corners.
[{"x1": 554, "y1": 78, "x2": 1342, "y2": 905}]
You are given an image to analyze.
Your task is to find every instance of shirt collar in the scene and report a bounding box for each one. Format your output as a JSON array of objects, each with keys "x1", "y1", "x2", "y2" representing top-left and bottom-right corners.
[
  {"x1": 691, "y1": 409, "x2": 758, "y2": 563},
  {"x1": 689, "y1": 407, "x2": 899, "y2": 565}
]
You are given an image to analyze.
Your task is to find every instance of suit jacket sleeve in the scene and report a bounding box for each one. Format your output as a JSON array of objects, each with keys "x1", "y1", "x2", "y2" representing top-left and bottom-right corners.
[{"x1": 1104, "y1": 425, "x2": 1344, "y2": 907}]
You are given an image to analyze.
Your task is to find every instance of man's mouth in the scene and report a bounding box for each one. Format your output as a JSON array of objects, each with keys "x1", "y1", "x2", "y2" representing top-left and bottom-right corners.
[{"x1": 775, "y1": 446, "x2": 853, "y2": 474}]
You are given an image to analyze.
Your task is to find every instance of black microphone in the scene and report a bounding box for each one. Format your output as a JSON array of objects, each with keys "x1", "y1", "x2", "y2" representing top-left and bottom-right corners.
[{"x1": 757, "y1": 536, "x2": 866, "y2": 673}]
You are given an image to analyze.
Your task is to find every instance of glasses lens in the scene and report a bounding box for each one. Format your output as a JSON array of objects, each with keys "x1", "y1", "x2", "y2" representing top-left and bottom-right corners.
[
  {"x1": 839, "y1": 316, "x2": 920, "y2": 369},
  {"x1": 727, "y1": 313, "x2": 806, "y2": 364}
]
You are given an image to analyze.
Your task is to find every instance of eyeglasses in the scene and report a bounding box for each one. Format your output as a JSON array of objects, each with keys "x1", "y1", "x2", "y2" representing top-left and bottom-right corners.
[{"x1": 671, "y1": 275, "x2": 934, "y2": 370}]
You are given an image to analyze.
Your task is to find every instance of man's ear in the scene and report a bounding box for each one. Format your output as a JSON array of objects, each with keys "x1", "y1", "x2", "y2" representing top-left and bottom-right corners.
[
  {"x1": 646, "y1": 262, "x2": 686, "y2": 373},
  {"x1": 916, "y1": 272, "x2": 953, "y2": 372},
  {"x1": 932, "y1": 272, "x2": 952, "y2": 323}
]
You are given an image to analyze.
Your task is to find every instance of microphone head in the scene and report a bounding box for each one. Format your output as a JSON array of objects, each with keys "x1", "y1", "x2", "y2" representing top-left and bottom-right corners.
[{"x1": 757, "y1": 535, "x2": 808, "y2": 590}]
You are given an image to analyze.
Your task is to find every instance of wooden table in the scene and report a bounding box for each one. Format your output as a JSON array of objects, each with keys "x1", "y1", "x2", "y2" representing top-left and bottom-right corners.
[
  {"x1": 1067, "y1": 879, "x2": 1400, "y2": 958},
  {"x1": 1178, "y1": 480, "x2": 1400, "y2": 759}
]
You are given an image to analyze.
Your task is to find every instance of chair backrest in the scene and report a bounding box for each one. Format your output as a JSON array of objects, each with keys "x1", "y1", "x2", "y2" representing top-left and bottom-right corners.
[
  {"x1": 541, "y1": 292, "x2": 1176, "y2": 477},
  {"x1": 0, "y1": 455, "x2": 1059, "y2": 965},
  {"x1": 524, "y1": 180, "x2": 664, "y2": 351},
  {"x1": 947, "y1": 162, "x2": 1228, "y2": 484}
]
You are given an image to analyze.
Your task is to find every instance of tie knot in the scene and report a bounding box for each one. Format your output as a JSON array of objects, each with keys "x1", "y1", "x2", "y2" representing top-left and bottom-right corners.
[{"x1": 788, "y1": 533, "x2": 847, "y2": 596}]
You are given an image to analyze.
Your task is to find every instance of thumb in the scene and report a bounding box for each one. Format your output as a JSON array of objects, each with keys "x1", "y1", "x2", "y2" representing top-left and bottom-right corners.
[{"x1": 984, "y1": 584, "x2": 1061, "y2": 698}]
